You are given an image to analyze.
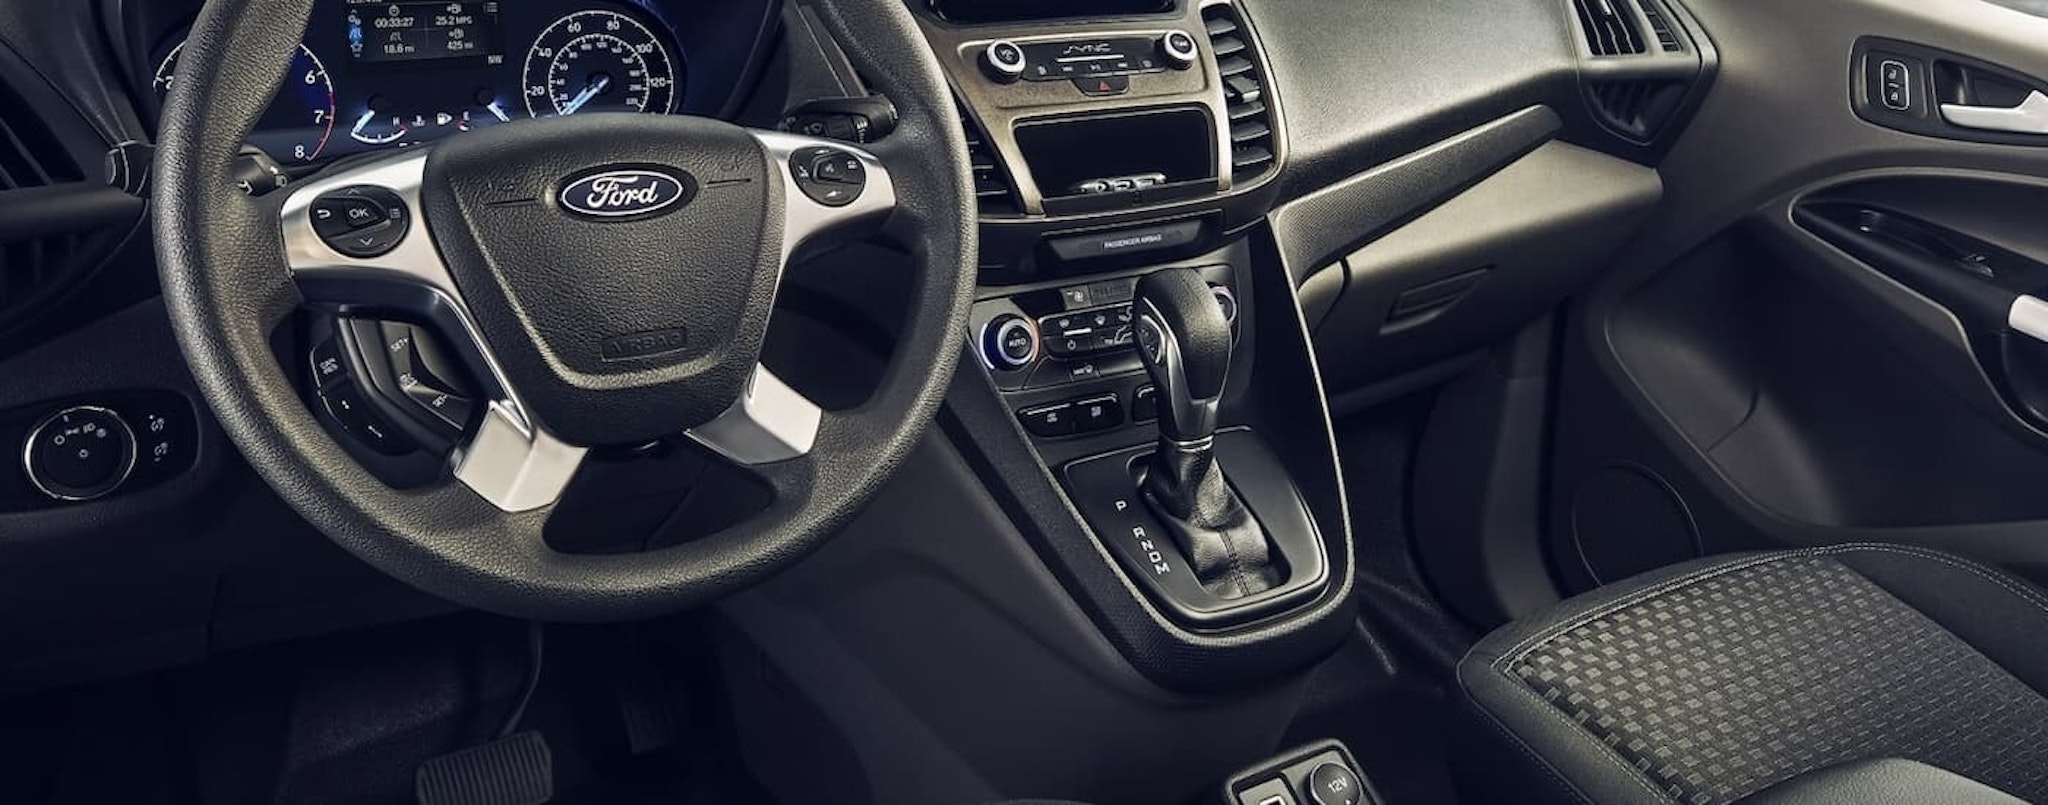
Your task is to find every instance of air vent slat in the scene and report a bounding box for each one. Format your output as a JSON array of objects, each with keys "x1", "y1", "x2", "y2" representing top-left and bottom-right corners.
[
  {"x1": 1571, "y1": 0, "x2": 1647, "y2": 57},
  {"x1": 1231, "y1": 145, "x2": 1274, "y2": 171},
  {"x1": 1639, "y1": 0, "x2": 1682, "y2": 51},
  {"x1": 1203, "y1": 3, "x2": 1277, "y2": 184},
  {"x1": 1217, "y1": 55, "x2": 1256, "y2": 79},
  {"x1": 957, "y1": 104, "x2": 1018, "y2": 215}
]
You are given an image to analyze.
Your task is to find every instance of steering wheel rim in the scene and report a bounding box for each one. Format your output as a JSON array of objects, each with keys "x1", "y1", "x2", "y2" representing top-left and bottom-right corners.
[{"x1": 152, "y1": 0, "x2": 976, "y2": 621}]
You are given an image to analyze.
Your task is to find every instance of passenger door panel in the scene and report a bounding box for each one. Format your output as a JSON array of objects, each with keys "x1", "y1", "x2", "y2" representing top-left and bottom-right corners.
[{"x1": 1547, "y1": 0, "x2": 2048, "y2": 593}]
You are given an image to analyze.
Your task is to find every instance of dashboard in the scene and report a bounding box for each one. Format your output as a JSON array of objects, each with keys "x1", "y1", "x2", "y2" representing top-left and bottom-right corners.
[{"x1": 128, "y1": 0, "x2": 778, "y2": 165}]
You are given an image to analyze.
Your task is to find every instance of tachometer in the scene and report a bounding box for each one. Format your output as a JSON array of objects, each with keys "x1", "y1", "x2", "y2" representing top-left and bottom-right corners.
[
  {"x1": 154, "y1": 42, "x2": 337, "y2": 163},
  {"x1": 521, "y1": 10, "x2": 679, "y2": 117}
]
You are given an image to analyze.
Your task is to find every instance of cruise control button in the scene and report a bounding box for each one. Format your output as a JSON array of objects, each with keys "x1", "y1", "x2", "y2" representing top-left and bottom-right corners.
[
  {"x1": 319, "y1": 381, "x2": 415, "y2": 455},
  {"x1": 1018, "y1": 403, "x2": 1077, "y2": 438},
  {"x1": 309, "y1": 338, "x2": 349, "y2": 389},
  {"x1": 404, "y1": 384, "x2": 476, "y2": 431}
]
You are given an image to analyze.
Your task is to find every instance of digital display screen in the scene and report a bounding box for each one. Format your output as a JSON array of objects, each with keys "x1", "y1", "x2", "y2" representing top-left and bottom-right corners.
[
  {"x1": 345, "y1": 0, "x2": 505, "y2": 65},
  {"x1": 931, "y1": 0, "x2": 1173, "y2": 23}
]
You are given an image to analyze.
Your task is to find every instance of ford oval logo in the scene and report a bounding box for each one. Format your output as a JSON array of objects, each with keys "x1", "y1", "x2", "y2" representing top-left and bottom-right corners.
[{"x1": 559, "y1": 169, "x2": 692, "y2": 220}]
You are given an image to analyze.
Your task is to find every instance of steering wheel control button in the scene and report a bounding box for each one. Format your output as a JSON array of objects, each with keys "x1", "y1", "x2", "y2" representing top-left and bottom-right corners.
[
  {"x1": 982, "y1": 314, "x2": 1039, "y2": 370},
  {"x1": 318, "y1": 382, "x2": 415, "y2": 456},
  {"x1": 340, "y1": 319, "x2": 478, "y2": 440},
  {"x1": 984, "y1": 40, "x2": 1028, "y2": 82},
  {"x1": 312, "y1": 186, "x2": 409, "y2": 258},
  {"x1": 1017, "y1": 402, "x2": 1078, "y2": 438},
  {"x1": 1304, "y1": 763, "x2": 1365, "y2": 805},
  {"x1": 23, "y1": 406, "x2": 138, "y2": 502},
  {"x1": 790, "y1": 147, "x2": 867, "y2": 207},
  {"x1": 309, "y1": 338, "x2": 350, "y2": 389}
]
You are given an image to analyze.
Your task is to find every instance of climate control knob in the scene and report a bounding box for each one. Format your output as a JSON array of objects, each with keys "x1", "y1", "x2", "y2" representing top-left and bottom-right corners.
[
  {"x1": 983, "y1": 40, "x2": 1029, "y2": 83},
  {"x1": 22, "y1": 406, "x2": 138, "y2": 502},
  {"x1": 981, "y1": 314, "x2": 1040, "y2": 370}
]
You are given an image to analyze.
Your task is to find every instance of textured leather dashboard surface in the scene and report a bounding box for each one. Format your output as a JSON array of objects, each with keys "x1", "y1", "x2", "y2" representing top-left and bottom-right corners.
[{"x1": 1238, "y1": 0, "x2": 1582, "y2": 203}]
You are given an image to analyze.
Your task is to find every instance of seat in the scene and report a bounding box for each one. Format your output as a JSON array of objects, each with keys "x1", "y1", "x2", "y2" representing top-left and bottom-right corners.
[{"x1": 1454, "y1": 543, "x2": 2048, "y2": 804}]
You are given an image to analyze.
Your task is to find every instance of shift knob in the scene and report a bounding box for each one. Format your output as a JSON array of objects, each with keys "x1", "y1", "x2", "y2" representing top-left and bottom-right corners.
[{"x1": 1132, "y1": 269, "x2": 1232, "y2": 444}]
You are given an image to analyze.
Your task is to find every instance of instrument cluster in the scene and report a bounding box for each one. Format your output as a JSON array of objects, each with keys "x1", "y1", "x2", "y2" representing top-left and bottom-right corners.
[{"x1": 139, "y1": 0, "x2": 772, "y2": 165}]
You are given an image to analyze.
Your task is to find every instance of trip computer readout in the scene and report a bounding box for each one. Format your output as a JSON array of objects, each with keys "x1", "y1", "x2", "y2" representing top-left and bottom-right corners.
[{"x1": 346, "y1": 1, "x2": 506, "y2": 66}]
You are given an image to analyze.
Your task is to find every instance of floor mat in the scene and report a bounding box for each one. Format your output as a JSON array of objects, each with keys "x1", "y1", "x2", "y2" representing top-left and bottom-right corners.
[{"x1": 0, "y1": 613, "x2": 767, "y2": 805}]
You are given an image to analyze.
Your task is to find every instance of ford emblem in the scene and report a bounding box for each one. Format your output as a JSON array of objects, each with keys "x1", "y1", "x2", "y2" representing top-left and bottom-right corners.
[{"x1": 558, "y1": 168, "x2": 692, "y2": 220}]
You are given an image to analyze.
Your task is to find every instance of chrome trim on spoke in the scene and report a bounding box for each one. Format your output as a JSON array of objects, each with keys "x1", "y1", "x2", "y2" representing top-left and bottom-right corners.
[{"x1": 685, "y1": 365, "x2": 823, "y2": 465}]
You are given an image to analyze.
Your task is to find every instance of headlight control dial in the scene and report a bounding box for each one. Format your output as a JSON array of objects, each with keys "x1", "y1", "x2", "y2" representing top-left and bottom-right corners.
[{"x1": 22, "y1": 406, "x2": 138, "y2": 502}]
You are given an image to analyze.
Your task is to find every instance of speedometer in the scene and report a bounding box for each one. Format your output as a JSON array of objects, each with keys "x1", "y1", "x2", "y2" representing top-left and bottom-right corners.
[{"x1": 521, "y1": 10, "x2": 679, "y2": 118}]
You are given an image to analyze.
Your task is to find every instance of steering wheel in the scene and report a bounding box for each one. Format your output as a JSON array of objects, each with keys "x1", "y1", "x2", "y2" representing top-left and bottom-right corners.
[{"x1": 151, "y1": 0, "x2": 975, "y2": 621}]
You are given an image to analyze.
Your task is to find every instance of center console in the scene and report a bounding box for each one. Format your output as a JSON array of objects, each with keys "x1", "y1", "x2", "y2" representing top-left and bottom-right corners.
[
  {"x1": 915, "y1": 0, "x2": 1355, "y2": 685},
  {"x1": 715, "y1": 4, "x2": 1360, "y2": 802}
]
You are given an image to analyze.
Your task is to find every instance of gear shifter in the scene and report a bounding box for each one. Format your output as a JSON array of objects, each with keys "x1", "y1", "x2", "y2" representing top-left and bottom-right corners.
[{"x1": 1132, "y1": 269, "x2": 1282, "y2": 599}]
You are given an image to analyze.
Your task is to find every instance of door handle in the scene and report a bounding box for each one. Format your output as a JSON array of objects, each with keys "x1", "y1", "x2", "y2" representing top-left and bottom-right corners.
[
  {"x1": 2013, "y1": 295, "x2": 2048, "y2": 344},
  {"x1": 1941, "y1": 90, "x2": 2048, "y2": 134}
]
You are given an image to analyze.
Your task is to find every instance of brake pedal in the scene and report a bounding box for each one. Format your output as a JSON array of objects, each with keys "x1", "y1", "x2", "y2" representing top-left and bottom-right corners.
[{"x1": 415, "y1": 730, "x2": 555, "y2": 805}]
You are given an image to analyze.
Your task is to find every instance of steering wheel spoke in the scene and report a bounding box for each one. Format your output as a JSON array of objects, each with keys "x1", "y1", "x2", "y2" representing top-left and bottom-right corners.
[{"x1": 280, "y1": 149, "x2": 590, "y2": 513}]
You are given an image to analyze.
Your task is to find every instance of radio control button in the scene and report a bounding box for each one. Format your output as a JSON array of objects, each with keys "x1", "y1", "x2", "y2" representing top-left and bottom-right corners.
[
  {"x1": 1162, "y1": 30, "x2": 1200, "y2": 69},
  {"x1": 790, "y1": 147, "x2": 867, "y2": 207},
  {"x1": 984, "y1": 40, "x2": 1028, "y2": 82}
]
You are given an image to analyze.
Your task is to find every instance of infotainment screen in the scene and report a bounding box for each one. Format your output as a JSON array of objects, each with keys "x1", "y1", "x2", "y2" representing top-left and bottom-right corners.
[
  {"x1": 930, "y1": 0, "x2": 1174, "y2": 24},
  {"x1": 1012, "y1": 107, "x2": 1216, "y2": 201}
]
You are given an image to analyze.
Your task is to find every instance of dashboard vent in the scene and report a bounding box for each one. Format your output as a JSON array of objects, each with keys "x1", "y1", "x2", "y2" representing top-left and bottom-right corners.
[
  {"x1": 1202, "y1": 4, "x2": 1276, "y2": 183},
  {"x1": 1586, "y1": 79, "x2": 1688, "y2": 142},
  {"x1": 959, "y1": 106, "x2": 1019, "y2": 216},
  {"x1": 1571, "y1": 0, "x2": 1647, "y2": 56},
  {"x1": 1639, "y1": 0, "x2": 1684, "y2": 52}
]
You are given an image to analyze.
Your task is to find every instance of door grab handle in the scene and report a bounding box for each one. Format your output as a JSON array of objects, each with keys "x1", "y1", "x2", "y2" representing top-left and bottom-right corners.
[
  {"x1": 1941, "y1": 90, "x2": 2048, "y2": 134},
  {"x1": 2013, "y1": 295, "x2": 2048, "y2": 343}
]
